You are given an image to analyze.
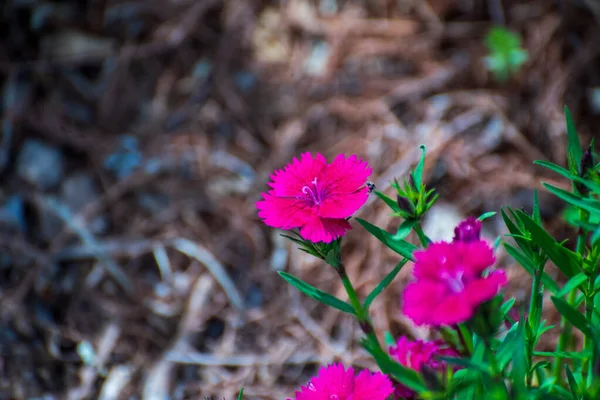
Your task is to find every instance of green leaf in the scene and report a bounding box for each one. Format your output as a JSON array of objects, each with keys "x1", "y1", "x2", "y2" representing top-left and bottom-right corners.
[
  {"x1": 393, "y1": 219, "x2": 415, "y2": 240},
  {"x1": 413, "y1": 145, "x2": 426, "y2": 189},
  {"x1": 565, "y1": 365, "x2": 579, "y2": 400},
  {"x1": 278, "y1": 271, "x2": 356, "y2": 315},
  {"x1": 237, "y1": 388, "x2": 244, "y2": 400},
  {"x1": 557, "y1": 273, "x2": 588, "y2": 297},
  {"x1": 503, "y1": 243, "x2": 559, "y2": 294},
  {"x1": 551, "y1": 296, "x2": 594, "y2": 337},
  {"x1": 355, "y1": 218, "x2": 417, "y2": 261},
  {"x1": 374, "y1": 190, "x2": 400, "y2": 212},
  {"x1": 510, "y1": 319, "x2": 528, "y2": 396},
  {"x1": 478, "y1": 211, "x2": 497, "y2": 221},
  {"x1": 501, "y1": 208, "x2": 532, "y2": 255},
  {"x1": 516, "y1": 210, "x2": 580, "y2": 278},
  {"x1": 384, "y1": 331, "x2": 396, "y2": 347},
  {"x1": 543, "y1": 183, "x2": 600, "y2": 215},
  {"x1": 364, "y1": 258, "x2": 409, "y2": 310},
  {"x1": 565, "y1": 106, "x2": 583, "y2": 167},
  {"x1": 534, "y1": 160, "x2": 576, "y2": 180},
  {"x1": 501, "y1": 297, "x2": 516, "y2": 316}
]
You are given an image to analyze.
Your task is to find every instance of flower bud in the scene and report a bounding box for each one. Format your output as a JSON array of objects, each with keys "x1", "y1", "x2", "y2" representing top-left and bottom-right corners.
[
  {"x1": 453, "y1": 217, "x2": 482, "y2": 243},
  {"x1": 396, "y1": 195, "x2": 414, "y2": 215},
  {"x1": 576, "y1": 144, "x2": 594, "y2": 196}
]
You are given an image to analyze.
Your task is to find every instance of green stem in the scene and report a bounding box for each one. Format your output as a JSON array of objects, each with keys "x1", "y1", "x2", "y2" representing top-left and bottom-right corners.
[
  {"x1": 413, "y1": 222, "x2": 431, "y2": 248},
  {"x1": 553, "y1": 289, "x2": 577, "y2": 382},
  {"x1": 335, "y1": 263, "x2": 383, "y2": 351},
  {"x1": 584, "y1": 278, "x2": 595, "y2": 386},
  {"x1": 527, "y1": 262, "x2": 544, "y2": 386}
]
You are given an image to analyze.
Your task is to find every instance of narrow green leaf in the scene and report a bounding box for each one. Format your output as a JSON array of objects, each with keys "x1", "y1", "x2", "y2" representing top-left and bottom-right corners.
[
  {"x1": 501, "y1": 208, "x2": 531, "y2": 255},
  {"x1": 437, "y1": 356, "x2": 492, "y2": 376},
  {"x1": 503, "y1": 243, "x2": 559, "y2": 294},
  {"x1": 413, "y1": 145, "x2": 426, "y2": 189},
  {"x1": 543, "y1": 183, "x2": 600, "y2": 215},
  {"x1": 355, "y1": 218, "x2": 417, "y2": 260},
  {"x1": 534, "y1": 160, "x2": 576, "y2": 180},
  {"x1": 500, "y1": 297, "x2": 516, "y2": 316},
  {"x1": 364, "y1": 258, "x2": 409, "y2": 310},
  {"x1": 533, "y1": 351, "x2": 590, "y2": 360},
  {"x1": 557, "y1": 273, "x2": 588, "y2": 297},
  {"x1": 551, "y1": 296, "x2": 594, "y2": 337},
  {"x1": 565, "y1": 365, "x2": 579, "y2": 400},
  {"x1": 516, "y1": 210, "x2": 580, "y2": 278},
  {"x1": 393, "y1": 219, "x2": 415, "y2": 240},
  {"x1": 237, "y1": 388, "x2": 244, "y2": 400},
  {"x1": 511, "y1": 318, "x2": 527, "y2": 396},
  {"x1": 278, "y1": 271, "x2": 356, "y2": 315},
  {"x1": 478, "y1": 211, "x2": 497, "y2": 221},
  {"x1": 374, "y1": 190, "x2": 401, "y2": 212},
  {"x1": 565, "y1": 106, "x2": 583, "y2": 167},
  {"x1": 384, "y1": 331, "x2": 396, "y2": 347}
]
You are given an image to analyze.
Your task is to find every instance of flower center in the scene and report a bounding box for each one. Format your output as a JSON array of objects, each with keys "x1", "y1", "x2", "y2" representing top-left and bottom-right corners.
[
  {"x1": 441, "y1": 270, "x2": 465, "y2": 293},
  {"x1": 302, "y1": 177, "x2": 324, "y2": 205}
]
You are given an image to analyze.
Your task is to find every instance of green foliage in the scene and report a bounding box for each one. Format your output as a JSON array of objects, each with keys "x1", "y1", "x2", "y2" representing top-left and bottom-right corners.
[{"x1": 484, "y1": 26, "x2": 528, "y2": 82}]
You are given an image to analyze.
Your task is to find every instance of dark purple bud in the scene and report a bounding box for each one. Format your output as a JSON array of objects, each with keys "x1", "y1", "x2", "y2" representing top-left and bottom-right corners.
[
  {"x1": 453, "y1": 217, "x2": 482, "y2": 243},
  {"x1": 397, "y1": 195, "x2": 414, "y2": 214},
  {"x1": 577, "y1": 144, "x2": 594, "y2": 195},
  {"x1": 580, "y1": 144, "x2": 594, "y2": 177}
]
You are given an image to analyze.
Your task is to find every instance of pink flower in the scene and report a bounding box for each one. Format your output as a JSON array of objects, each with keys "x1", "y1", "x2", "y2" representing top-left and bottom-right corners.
[
  {"x1": 453, "y1": 217, "x2": 482, "y2": 243},
  {"x1": 402, "y1": 238, "x2": 507, "y2": 326},
  {"x1": 289, "y1": 363, "x2": 394, "y2": 400},
  {"x1": 256, "y1": 153, "x2": 372, "y2": 243},
  {"x1": 390, "y1": 337, "x2": 459, "y2": 398}
]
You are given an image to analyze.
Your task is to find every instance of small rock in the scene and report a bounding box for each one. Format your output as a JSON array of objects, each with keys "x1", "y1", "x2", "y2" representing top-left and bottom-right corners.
[
  {"x1": 0, "y1": 195, "x2": 26, "y2": 233},
  {"x1": 17, "y1": 139, "x2": 64, "y2": 190}
]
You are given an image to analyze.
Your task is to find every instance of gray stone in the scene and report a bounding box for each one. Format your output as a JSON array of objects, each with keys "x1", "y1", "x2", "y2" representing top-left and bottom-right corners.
[{"x1": 17, "y1": 139, "x2": 64, "y2": 190}]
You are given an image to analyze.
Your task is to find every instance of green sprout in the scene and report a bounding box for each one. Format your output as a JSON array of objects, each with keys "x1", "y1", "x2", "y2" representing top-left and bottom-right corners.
[{"x1": 484, "y1": 26, "x2": 528, "y2": 82}]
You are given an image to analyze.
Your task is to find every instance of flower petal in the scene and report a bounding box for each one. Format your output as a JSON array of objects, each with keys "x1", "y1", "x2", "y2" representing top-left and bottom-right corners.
[
  {"x1": 256, "y1": 192, "x2": 315, "y2": 229},
  {"x1": 352, "y1": 370, "x2": 395, "y2": 400},
  {"x1": 402, "y1": 281, "x2": 448, "y2": 326},
  {"x1": 318, "y1": 188, "x2": 369, "y2": 219},
  {"x1": 431, "y1": 293, "x2": 474, "y2": 326},
  {"x1": 299, "y1": 216, "x2": 352, "y2": 243},
  {"x1": 269, "y1": 153, "x2": 328, "y2": 197},
  {"x1": 464, "y1": 270, "x2": 507, "y2": 306},
  {"x1": 323, "y1": 154, "x2": 372, "y2": 195}
]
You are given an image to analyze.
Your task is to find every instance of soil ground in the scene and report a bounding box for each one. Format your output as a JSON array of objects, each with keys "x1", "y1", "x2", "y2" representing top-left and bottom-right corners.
[{"x1": 0, "y1": 1, "x2": 598, "y2": 399}]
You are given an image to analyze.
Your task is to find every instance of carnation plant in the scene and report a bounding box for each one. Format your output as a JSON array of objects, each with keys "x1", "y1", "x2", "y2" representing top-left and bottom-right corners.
[{"x1": 256, "y1": 106, "x2": 600, "y2": 400}]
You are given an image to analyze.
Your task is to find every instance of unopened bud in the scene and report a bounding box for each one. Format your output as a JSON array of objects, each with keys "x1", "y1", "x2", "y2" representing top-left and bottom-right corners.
[
  {"x1": 577, "y1": 144, "x2": 594, "y2": 195},
  {"x1": 453, "y1": 217, "x2": 482, "y2": 243},
  {"x1": 396, "y1": 195, "x2": 414, "y2": 214}
]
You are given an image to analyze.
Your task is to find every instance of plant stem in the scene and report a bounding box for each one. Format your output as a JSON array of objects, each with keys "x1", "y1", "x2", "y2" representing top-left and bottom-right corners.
[
  {"x1": 553, "y1": 289, "x2": 577, "y2": 382},
  {"x1": 527, "y1": 262, "x2": 544, "y2": 386},
  {"x1": 335, "y1": 263, "x2": 383, "y2": 351},
  {"x1": 413, "y1": 222, "x2": 431, "y2": 248}
]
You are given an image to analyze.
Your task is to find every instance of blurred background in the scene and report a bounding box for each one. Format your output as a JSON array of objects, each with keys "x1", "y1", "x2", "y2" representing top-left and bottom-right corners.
[{"x1": 0, "y1": 0, "x2": 598, "y2": 398}]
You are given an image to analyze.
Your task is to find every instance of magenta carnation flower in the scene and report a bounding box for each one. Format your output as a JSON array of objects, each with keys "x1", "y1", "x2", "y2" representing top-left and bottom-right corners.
[
  {"x1": 390, "y1": 337, "x2": 459, "y2": 398},
  {"x1": 289, "y1": 363, "x2": 394, "y2": 400},
  {"x1": 402, "y1": 237, "x2": 507, "y2": 326},
  {"x1": 256, "y1": 153, "x2": 371, "y2": 243}
]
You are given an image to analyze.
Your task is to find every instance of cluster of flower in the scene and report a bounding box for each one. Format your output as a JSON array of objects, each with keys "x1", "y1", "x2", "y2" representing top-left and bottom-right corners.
[{"x1": 257, "y1": 153, "x2": 508, "y2": 399}]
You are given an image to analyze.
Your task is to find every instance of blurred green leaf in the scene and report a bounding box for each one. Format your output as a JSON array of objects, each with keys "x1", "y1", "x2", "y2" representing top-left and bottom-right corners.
[
  {"x1": 413, "y1": 145, "x2": 426, "y2": 189},
  {"x1": 551, "y1": 296, "x2": 594, "y2": 338},
  {"x1": 503, "y1": 243, "x2": 559, "y2": 294},
  {"x1": 478, "y1": 211, "x2": 497, "y2": 221},
  {"x1": 557, "y1": 273, "x2": 588, "y2": 297},
  {"x1": 543, "y1": 183, "x2": 600, "y2": 215},
  {"x1": 374, "y1": 190, "x2": 401, "y2": 212},
  {"x1": 565, "y1": 106, "x2": 583, "y2": 168},
  {"x1": 278, "y1": 271, "x2": 356, "y2": 315},
  {"x1": 516, "y1": 211, "x2": 580, "y2": 278}
]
